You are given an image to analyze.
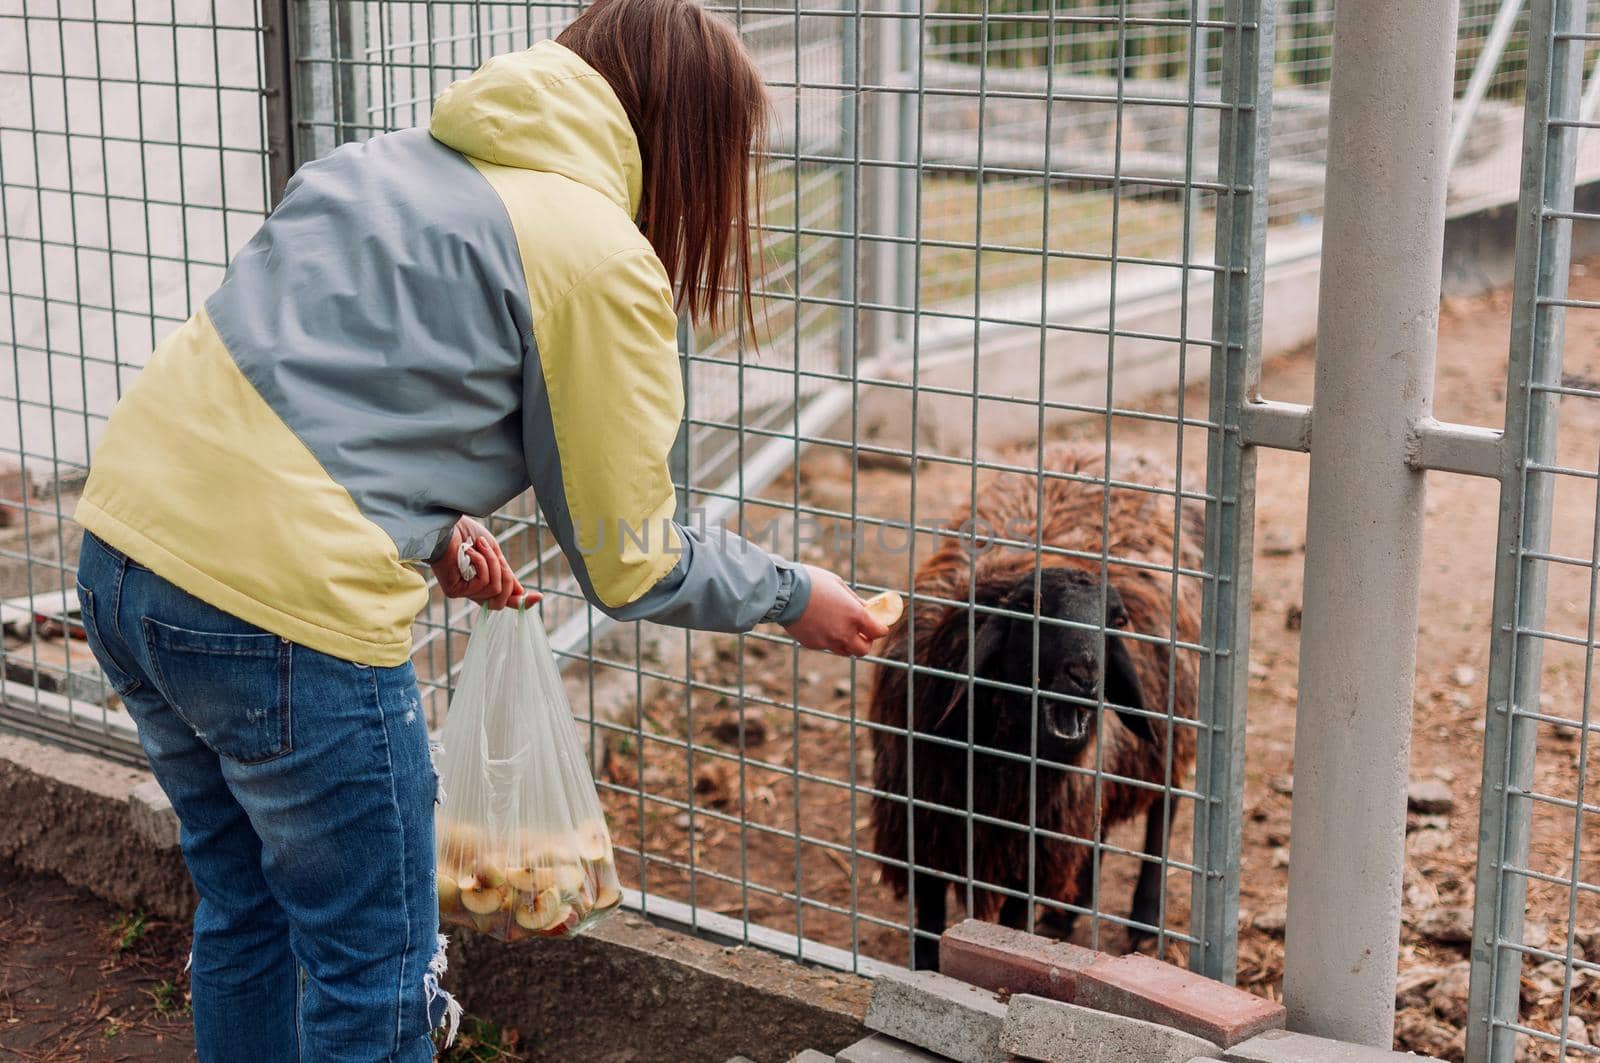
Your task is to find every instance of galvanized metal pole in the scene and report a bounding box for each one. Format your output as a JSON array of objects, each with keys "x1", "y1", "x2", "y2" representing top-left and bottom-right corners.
[
  {"x1": 1443, "y1": 0, "x2": 1524, "y2": 175},
  {"x1": 1281, "y1": 0, "x2": 1460, "y2": 1045},
  {"x1": 1192, "y1": 0, "x2": 1274, "y2": 985},
  {"x1": 1466, "y1": 2, "x2": 1586, "y2": 1059},
  {"x1": 860, "y1": 13, "x2": 899, "y2": 361}
]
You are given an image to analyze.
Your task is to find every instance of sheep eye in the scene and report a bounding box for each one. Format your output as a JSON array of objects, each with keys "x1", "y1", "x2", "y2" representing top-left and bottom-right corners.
[{"x1": 1110, "y1": 611, "x2": 1129, "y2": 628}]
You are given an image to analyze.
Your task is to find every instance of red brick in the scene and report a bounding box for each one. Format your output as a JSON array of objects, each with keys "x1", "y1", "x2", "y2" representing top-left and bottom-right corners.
[
  {"x1": 1074, "y1": 952, "x2": 1286, "y2": 1048},
  {"x1": 938, "y1": 919, "x2": 1101, "y2": 1003}
]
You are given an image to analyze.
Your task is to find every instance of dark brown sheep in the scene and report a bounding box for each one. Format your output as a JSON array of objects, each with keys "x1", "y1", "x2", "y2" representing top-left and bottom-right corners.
[{"x1": 867, "y1": 442, "x2": 1203, "y2": 970}]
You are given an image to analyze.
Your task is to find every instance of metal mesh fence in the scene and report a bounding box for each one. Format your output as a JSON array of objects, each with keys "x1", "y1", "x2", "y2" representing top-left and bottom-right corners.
[
  {"x1": 3, "y1": 0, "x2": 1597, "y2": 997},
  {"x1": 0, "y1": 0, "x2": 268, "y2": 760},
  {"x1": 1470, "y1": 1, "x2": 1600, "y2": 1059}
]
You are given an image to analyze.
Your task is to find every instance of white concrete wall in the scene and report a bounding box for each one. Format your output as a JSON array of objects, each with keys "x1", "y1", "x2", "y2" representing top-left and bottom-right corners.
[{"x1": 0, "y1": 0, "x2": 265, "y2": 481}]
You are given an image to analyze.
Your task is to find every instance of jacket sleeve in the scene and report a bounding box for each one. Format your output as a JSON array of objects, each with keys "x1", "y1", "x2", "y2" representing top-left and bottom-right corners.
[{"x1": 522, "y1": 247, "x2": 812, "y2": 631}]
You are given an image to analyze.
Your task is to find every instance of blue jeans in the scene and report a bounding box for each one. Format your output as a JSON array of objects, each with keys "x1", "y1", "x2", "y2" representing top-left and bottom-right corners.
[{"x1": 76, "y1": 532, "x2": 446, "y2": 1062}]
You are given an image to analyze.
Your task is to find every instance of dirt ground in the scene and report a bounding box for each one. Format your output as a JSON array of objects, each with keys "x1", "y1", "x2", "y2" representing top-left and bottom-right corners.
[
  {"x1": 5, "y1": 268, "x2": 1599, "y2": 1061},
  {"x1": 596, "y1": 267, "x2": 1600, "y2": 1059},
  {"x1": 0, "y1": 861, "x2": 529, "y2": 1061},
  {"x1": 0, "y1": 862, "x2": 195, "y2": 1061}
]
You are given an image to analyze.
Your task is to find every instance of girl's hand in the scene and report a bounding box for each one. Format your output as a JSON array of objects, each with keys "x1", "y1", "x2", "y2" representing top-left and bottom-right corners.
[
  {"x1": 431, "y1": 517, "x2": 538, "y2": 610},
  {"x1": 781, "y1": 565, "x2": 890, "y2": 656}
]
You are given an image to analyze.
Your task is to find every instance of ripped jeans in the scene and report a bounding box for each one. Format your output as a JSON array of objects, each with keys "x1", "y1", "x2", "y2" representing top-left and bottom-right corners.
[{"x1": 76, "y1": 532, "x2": 451, "y2": 1062}]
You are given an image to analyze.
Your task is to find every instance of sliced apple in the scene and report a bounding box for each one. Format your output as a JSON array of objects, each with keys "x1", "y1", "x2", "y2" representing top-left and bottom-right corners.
[
  {"x1": 437, "y1": 875, "x2": 461, "y2": 914},
  {"x1": 459, "y1": 877, "x2": 506, "y2": 915},
  {"x1": 576, "y1": 823, "x2": 613, "y2": 862},
  {"x1": 506, "y1": 866, "x2": 557, "y2": 893},
  {"x1": 862, "y1": 590, "x2": 904, "y2": 628},
  {"x1": 470, "y1": 863, "x2": 506, "y2": 890},
  {"x1": 514, "y1": 886, "x2": 572, "y2": 932},
  {"x1": 554, "y1": 864, "x2": 586, "y2": 895},
  {"x1": 594, "y1": 882, "x2": 622, "y2": 911}
]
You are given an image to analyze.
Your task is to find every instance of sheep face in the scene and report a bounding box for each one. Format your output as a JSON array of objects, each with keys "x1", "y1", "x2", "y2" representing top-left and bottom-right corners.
[{"x1": 966, "y1": 568, "x2": 1153, "y2": 762}]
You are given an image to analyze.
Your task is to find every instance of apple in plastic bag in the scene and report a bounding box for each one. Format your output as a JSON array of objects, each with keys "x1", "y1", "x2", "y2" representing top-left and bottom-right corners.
[
  {"x1": 505, "y1": 865, "x2": 556, "y2": 893},
  {"x1": 593, "y1": 879, "x2": 622, "y2": 911},
  {"x1": 437, "y1": 874, "x2": 461, "y2": 915},
  {"x1": 459, "y1": 865, "x2": 508, "y2": 915},
  {"x1": 576, "y1": 822, "x2": 613, "y2": 863},
  {"x1": 515, "y1": 887, "x2": 573, "y2": 932}
]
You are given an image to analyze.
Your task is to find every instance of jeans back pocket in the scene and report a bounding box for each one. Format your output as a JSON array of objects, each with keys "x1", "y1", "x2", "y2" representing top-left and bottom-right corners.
[{"x1": 142, "y1": 618, "x2": 293, "y2": 764}]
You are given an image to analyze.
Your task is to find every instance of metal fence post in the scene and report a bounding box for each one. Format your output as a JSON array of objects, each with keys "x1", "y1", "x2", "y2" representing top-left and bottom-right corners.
[
  {"x1": 261, "y1": 0, "x2": 298, "y2": 206},
  {"x1": 857, "y1": 12, "x2": 901, "y2": 364},
  {"x1": 1280, "y1": 0, "x2": 1461, "y2": 1045},
  {"x1": 839, "y1": 15, "x2": 862, "y2": 372},
  {"x1": 1192, "y1": 0, "x2": 1275, "y2": 984},
  {"x1": 1465, "y1": 1, "x2": 1585, "y2": 1059},
  {"x1": 295, "y1": 1, "x2": 340, "y2": 163}
]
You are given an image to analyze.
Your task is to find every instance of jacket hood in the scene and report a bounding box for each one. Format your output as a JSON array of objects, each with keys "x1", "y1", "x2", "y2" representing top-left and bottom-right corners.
[{"x1": 429, "y1": 40, "x2": 643, "y2": 216}]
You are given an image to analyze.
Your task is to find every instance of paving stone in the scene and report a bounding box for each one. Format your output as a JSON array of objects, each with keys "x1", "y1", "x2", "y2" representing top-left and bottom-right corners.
[
  {"x1": 129, "y1": 779, "x2": 181, "y2": 850},
  {"x1": 1001, "y1": 994, "x2": 1222, "y2": 1063},
  {"x1": 1221, "y1": 1029, "x2": 1432, "y2": 1063},
  {"x1": 939, "y1": 918, "x2": 1100, "y2": 1002},
  {"x1": 791, "y1": 1052, "x2": 835, "y2": 1063},
  {"x1": 866, "y1": 967, "x2": 1008, "y2": 1062},
  {"x1": 1075, "y1": 952, "x2": 1287, "y2": 1047},
  {"x1": 836, "y1": 1034, "x2": 947, "y2": 1063}
]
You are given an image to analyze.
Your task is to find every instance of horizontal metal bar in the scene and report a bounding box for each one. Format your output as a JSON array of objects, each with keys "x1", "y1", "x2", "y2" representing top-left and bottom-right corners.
[
  {"x1": 622, "y1": 887, "x2": 898, "y2": 977},
  {"x1": 1238, "y1": 404, "x2": 1506, "y2": 479},
  {"x1": 1239, "y1": 399, "x2": 1312, "y2": 452},
  {"x1": 0, "y1": 678, "x2": 146, "y2": 768},
  {"x1": 1407, "y1": 418, "x2": 1506, "y2": 478}
]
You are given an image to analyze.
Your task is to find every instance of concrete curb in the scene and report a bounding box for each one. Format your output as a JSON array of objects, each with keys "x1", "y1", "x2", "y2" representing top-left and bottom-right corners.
[
  {"x1": 448, "y1": 911, "x2": 870, "y2": 1061},
  {"x1": 0, "y1": 731, "x2": 194, "y2": 919}
]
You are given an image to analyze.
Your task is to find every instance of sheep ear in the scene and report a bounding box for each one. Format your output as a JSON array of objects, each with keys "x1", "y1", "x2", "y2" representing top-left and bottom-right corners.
[
  {"x1": 1104, "y1": 633, "x2": 1156, "y2": 743},
  {"x1": 970, "y1": 605, "x2": 1012, "y2": 678},
  {"x1": 927, "y1": 603, "x2": 1012, "y2": 734}
]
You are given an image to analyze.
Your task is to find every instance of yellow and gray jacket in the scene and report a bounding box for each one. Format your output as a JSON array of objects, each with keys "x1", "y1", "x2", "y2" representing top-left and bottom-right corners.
[{"x1": 77, "y1": 41, "x2": 810, "y2": 667}]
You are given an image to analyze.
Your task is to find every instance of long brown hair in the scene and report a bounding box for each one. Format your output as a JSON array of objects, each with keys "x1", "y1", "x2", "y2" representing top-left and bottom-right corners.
[{"x1": 559, "y1": 0, "x2": 768, "y2": 333}]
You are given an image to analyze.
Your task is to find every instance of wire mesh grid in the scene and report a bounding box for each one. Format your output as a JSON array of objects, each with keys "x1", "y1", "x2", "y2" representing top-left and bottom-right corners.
[
  {"x1": 0, "y1": 0, "x2": 1593, "y2": 993},
  {"x1": 234, "y1": 0, "x2": 1269, "y2": 974},
  {"x1": 0, "y1": 0, "x2": 268, "y2": 761},
  {"x1": 1471, "y1": 1, "x2": 1600, "y2": 1059}
]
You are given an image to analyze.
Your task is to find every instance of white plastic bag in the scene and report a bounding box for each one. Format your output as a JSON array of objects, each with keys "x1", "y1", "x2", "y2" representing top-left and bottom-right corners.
[{"x1": 434, "y1": 605, "x2": 622, "y2": 940}]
